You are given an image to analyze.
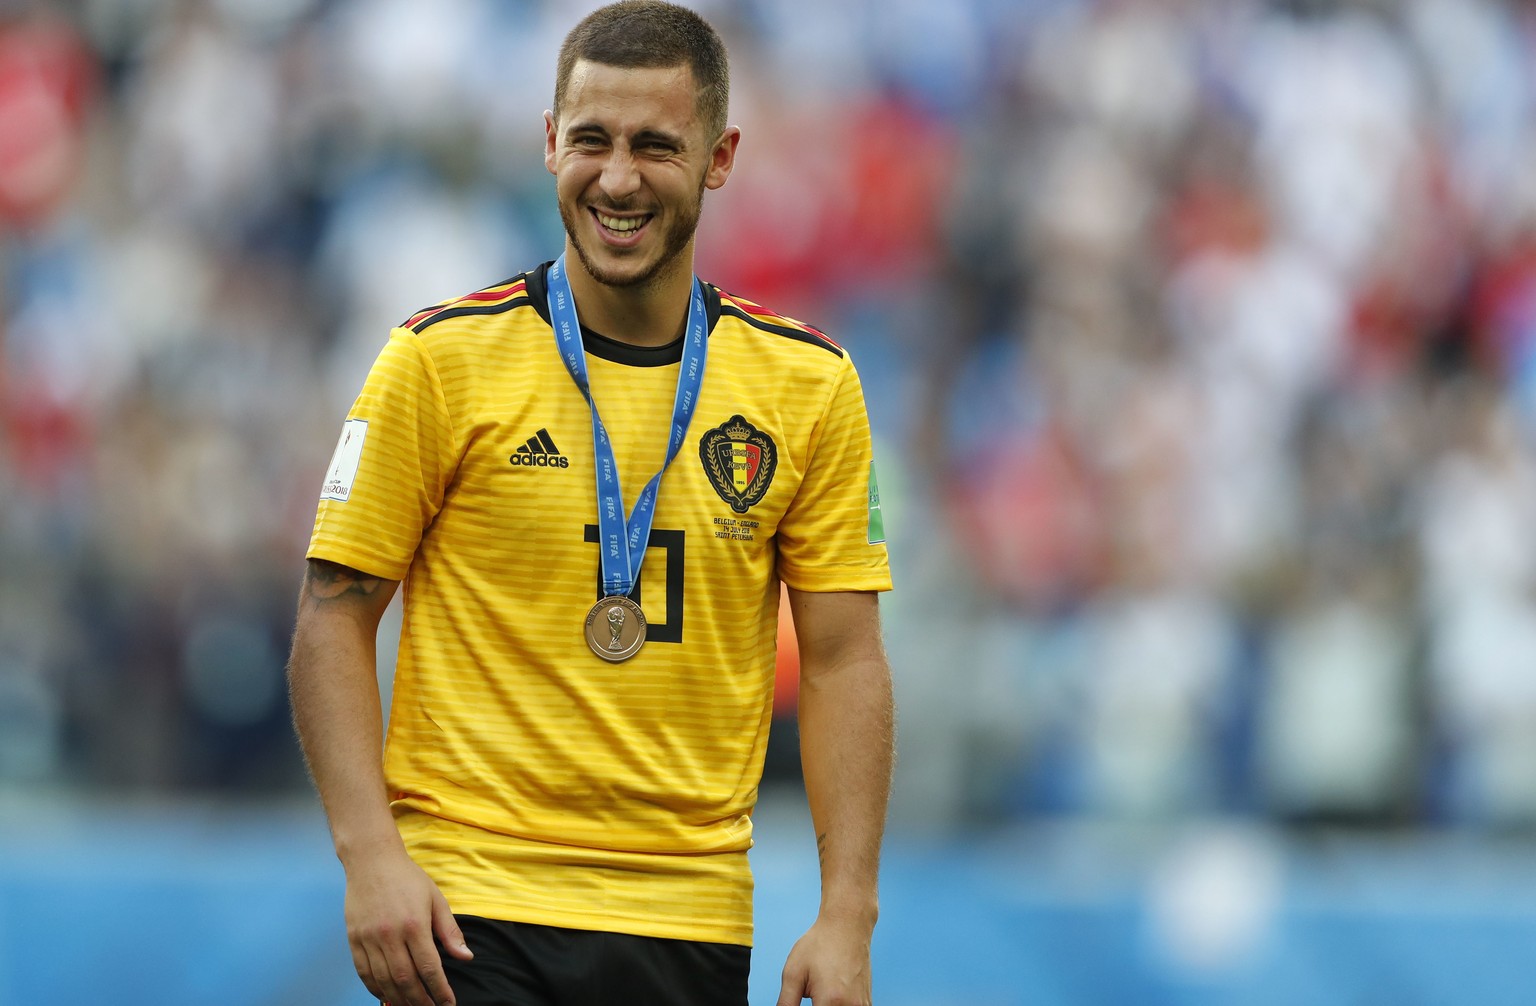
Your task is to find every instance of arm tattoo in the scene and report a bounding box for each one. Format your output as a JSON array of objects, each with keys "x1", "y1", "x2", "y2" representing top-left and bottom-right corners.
[
  {"x1": 816, "y1": 831, "x2": 829, "y2": 870},
  {"x1": 304, "y1": 559, "x2": 385, "y2": 602}
]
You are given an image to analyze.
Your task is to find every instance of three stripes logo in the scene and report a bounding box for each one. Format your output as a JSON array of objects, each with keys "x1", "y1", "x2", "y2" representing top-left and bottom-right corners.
[{"x1": 510, "y1": 428, "x2": 570, "y2": 469}]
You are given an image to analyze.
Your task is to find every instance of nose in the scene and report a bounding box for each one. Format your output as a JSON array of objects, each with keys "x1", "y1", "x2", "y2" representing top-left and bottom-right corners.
[{"x1": 599, "y1": 146, "x2": 642, "y2": 202}]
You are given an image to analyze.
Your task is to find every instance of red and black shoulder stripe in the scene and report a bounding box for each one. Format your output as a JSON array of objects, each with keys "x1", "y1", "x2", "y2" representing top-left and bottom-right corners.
[
  {"x1": 402, "y1": 276, "x2": 531, "y2": 333},
  {"x1": 715, "y1": 289, "x2": 843, "y2": 358}
]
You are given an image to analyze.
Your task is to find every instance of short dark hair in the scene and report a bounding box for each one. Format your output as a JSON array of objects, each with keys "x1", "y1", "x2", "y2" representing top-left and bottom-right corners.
[{"x1": 554, "y1": 1, "x2": 730, "y2": 141}]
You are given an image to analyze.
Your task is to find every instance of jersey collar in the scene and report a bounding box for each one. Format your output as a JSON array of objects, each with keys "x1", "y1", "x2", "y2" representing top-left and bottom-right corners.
[{"x1": 525, "y1": 260, "x2": 722, "y2": 367}]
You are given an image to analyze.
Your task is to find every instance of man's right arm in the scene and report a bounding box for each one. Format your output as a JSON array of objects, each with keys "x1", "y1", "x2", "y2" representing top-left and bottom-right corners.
[{"x1": 288, "y1": 558, "x2": 471, "y2": 1006}]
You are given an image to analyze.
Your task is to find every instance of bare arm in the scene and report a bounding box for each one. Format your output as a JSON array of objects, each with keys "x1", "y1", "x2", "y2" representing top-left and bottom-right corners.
[
  {"x1": 777, "y1": 588, "x2": 895, "y2": 1006},
  {"x1": 288, "y1": 558, "x2": 470, "y2": 1006},
  {"x1": 289, "y1": 558, "x2": 401, "y2": 859}
]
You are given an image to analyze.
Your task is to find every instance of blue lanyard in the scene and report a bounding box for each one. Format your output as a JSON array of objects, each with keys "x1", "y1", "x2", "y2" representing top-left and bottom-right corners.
[{"x1": 547, "y1": 254, "x2": 708, "y2": 597}]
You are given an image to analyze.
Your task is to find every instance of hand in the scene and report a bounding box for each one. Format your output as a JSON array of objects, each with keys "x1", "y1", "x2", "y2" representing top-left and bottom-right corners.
[
  {"x1": 343, "y1": 844, "x2": 473, "y2": 1006},
  {"x1": 776, "y1": 915, "x2": 874, "y2": 1006}
]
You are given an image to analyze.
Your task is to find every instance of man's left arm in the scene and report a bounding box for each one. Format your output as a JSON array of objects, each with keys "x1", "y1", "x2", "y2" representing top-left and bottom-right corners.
[{"x1": 777, "y1": 587, "x2": 895, "y2": 1006}]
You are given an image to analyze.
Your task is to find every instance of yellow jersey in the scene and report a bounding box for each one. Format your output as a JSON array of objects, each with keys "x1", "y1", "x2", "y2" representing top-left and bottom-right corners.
[{"x1": 307, "y1": 263, "x2": 891, "y2": 946}]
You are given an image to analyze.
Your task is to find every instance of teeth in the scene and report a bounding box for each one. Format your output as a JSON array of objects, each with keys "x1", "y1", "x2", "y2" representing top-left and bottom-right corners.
[{"x1": 597, "y1": 213, "x2": 645, "y2": 233}]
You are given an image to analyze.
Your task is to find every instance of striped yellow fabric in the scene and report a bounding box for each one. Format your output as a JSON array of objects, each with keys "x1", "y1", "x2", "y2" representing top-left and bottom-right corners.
[{"x1": 308, "y1": 269, "x2": 891, "y2": 946}]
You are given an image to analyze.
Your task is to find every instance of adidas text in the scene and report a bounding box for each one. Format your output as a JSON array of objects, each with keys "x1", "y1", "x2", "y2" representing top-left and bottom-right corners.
[{"x1": 510, "y1": 453, "x2": 570, "y2": 468}]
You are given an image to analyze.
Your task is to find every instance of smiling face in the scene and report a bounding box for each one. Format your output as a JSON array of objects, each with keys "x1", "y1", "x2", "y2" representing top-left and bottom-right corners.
[{"x1": 545, "y1": 60, "x2": 738, "y2": 292}]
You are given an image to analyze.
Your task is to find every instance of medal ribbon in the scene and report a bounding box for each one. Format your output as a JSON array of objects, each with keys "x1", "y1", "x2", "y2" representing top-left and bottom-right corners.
[{"x1": 548, "y1": 253, "x2": 708, "y2": 598}]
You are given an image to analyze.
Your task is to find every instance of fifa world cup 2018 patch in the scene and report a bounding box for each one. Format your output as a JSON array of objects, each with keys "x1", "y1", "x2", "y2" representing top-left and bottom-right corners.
[
  {"x1": 320, "y1": 418, "x2": 368, "y2": 502},
  {"x1": 699, "y1": 414, "x2": 777, "y2": 514},
  {"x1": 867, "y1": 461, "x2": 885, "y2": 544}
]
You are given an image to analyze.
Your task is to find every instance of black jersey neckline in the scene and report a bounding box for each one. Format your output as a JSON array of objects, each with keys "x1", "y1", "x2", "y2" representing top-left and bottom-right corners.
[{"x1": 525, "y1": 261, "x2": 722, "y2": 368}]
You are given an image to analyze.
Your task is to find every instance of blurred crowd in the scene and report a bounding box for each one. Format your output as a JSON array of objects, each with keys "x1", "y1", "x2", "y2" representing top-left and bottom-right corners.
[{"x1": 3, "y1": 0, "x2": 1536, "y2": 832}]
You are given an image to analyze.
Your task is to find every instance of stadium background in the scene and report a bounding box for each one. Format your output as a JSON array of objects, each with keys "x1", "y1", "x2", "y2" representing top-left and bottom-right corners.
[{"x1": 4, "y1": 0, "x2": 1536, "y2": 1002}]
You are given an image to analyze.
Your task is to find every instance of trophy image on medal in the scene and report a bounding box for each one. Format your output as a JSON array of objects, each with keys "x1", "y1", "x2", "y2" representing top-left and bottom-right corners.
[{"x1": 606, "y1": 605, "x2": 626, "y2": 651}]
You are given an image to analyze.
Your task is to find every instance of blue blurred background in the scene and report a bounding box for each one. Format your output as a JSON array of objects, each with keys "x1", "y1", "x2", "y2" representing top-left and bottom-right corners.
[{"x1": 5, "y1": 0, "x2": 1536, "y2": 1002}]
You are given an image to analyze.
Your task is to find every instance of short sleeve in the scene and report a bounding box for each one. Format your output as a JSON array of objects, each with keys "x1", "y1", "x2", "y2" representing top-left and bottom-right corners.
[
  {"x1": 775, "y1": 353, "x2": 893, "y2": 592},
  {"x1": 307, "y1": 328, "x2": 456, "y2": 580}
]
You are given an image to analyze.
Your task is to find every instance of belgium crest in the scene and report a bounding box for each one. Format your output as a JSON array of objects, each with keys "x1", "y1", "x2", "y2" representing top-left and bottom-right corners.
[{"x1": 699, "y1": 414, "x2": 777, "y2": 514}]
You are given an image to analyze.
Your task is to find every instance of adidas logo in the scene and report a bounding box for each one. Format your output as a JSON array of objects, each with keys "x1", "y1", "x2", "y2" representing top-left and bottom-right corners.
[{"x1": 510, "y1": 428, "x2": 570, "y2": 468}]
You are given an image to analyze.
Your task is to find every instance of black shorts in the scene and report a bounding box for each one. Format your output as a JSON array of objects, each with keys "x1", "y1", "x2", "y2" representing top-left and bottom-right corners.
[{"x1": 438, "y1": 916, "x2": 751, "y2": 1006}]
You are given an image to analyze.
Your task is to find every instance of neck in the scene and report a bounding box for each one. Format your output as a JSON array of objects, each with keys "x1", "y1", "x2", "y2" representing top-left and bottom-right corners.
[{"x1": 565, "y1": 244, "x2": 696, "y2": 348}]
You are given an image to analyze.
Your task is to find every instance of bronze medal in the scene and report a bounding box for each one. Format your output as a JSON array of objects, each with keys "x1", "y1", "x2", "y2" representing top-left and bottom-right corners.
[{"x1": 585, "y1": 595, "x2": 646, "y2": 662}]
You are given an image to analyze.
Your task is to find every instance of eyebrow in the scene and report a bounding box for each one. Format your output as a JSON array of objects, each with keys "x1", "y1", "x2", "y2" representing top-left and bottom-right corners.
[
  {"x1": 565, "y1": 121, "x2": 686, "y2": 147},
  {"x1": 633, "y1": 128, "x2": 684, "y2": 147}
]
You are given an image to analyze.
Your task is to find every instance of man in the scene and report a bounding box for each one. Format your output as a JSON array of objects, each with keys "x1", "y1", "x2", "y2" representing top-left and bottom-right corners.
[{"x1": 287, "y1": 4, "x2": 894, "y2": 1005}]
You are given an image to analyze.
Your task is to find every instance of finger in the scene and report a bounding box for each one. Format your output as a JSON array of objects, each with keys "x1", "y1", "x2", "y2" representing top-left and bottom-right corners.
[
  {"x1": 407, "y1": 923, "x2": 456, "y2": 1006},
  {"x1": 350, "y1": 939, "x2": 383, "y2": 1000},
  {"x1": 777, "y1": 962, "x2": 808, "y2": 1006},
  {"x1": 431, "y1": 891, "x2": 474, "y2": 961},
  {"x1": 361, "y1": 940, "x2": 393, "y2": 1002},
  {"x1": 381, "y1": 936, "x2": 434, "y2": 1006}
]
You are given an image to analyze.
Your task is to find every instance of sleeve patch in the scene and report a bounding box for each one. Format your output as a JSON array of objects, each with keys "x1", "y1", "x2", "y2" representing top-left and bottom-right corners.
[
  {"x1": 320, "y1": 419, "x2": 368, "y2": 502},
  {"x1": 867, "y1": 461, "x2": 886, "y2": 545}
]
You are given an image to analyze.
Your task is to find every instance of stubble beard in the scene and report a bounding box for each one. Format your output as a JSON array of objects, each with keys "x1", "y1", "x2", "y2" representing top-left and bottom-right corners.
[{"x1": 560, "y1": 175, "x2": 707, "y2": 292}]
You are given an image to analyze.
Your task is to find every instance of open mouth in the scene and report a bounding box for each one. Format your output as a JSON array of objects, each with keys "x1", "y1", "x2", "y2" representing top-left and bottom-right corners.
[{"x1": 592, "y1": 209, "x2": 652, "y2": 240}]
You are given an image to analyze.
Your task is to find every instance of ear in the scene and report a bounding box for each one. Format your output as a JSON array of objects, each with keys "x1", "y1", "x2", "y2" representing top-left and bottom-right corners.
[
  {"x1": 704, "y1": 126, "x2": 741, "y2": 191},
  {"x1": 544, "y1": 110, "x2": 558, "y2": 175}
]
